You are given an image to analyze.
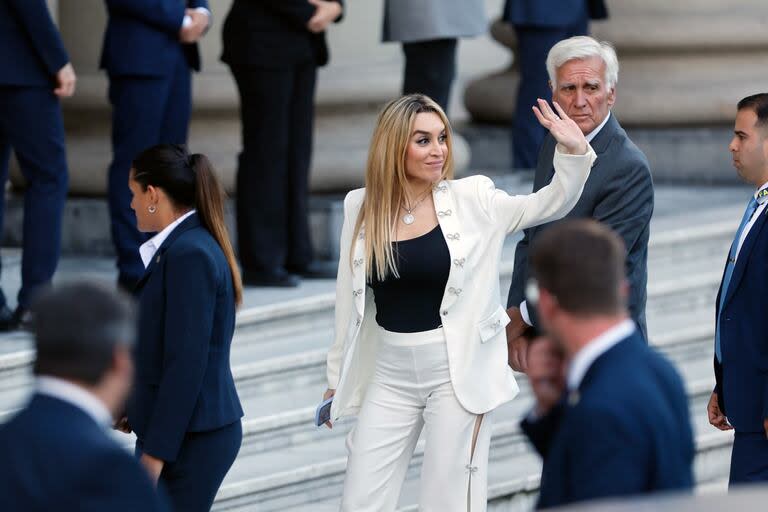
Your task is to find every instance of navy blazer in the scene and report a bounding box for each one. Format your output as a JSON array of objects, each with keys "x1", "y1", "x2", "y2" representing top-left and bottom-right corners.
[
  {"x1": 0, "y1": 394, "x2": 167, "y2": 511},
  {"x1": 522, "y1": 332, "x2": 694, "y2": 509},
  {"x1": 508, "y1": 115, "x2": 654, "y2": 340},
  {"x1": 714, "y1": 199, "x2": 768, "y2": 432},
  {"x1": 100, "y1": 0, "x2": 208, "y2": 76},
  {"x1": 127, "y1": 214, "x2": 243, "y2": 462},
  {"x1": 0, "y1": 0, "x2": 69, "y2": 87},
  {"x1": 521, "y1": 332, "x2": 695, "y2": 508},
  {"x1": 221, "y1": 0, "x2": 343, "y2": 70},
  {"x1": 503, "y1": 0, "x2": 607, "y2": 28}
]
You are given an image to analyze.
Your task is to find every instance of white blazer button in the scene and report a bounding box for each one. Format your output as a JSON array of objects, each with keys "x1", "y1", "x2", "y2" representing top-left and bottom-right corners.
[{"x1": 442, "y1": 310, "x2": 448, "y2": 316}]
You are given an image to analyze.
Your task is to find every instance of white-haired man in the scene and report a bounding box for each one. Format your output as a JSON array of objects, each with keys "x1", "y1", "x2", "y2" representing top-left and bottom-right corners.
[{"x1": 506, "y1": 36, "x2": 654, "y2": 370}]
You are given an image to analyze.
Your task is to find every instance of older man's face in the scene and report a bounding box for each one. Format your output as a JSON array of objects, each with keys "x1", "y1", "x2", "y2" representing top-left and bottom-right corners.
[{"x1": 551, "y1": 56, "x2": 616, "y2": 135}]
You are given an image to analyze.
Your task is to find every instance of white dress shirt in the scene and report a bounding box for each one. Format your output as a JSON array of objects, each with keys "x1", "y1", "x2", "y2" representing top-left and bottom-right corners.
[
  {"x1": 519, "y1": 112, "x2": 612, "y2": 325},
  {"x1": 182, "y1": 7, "x2": 211, "y2": 29},
  {"x1": 734, "y1": 181, "x2": 768, "y2": 260},
  {"x1": 37, "y1": 376, "x2": 112, "y2": 427},
  {"x1": 139, "y1": 210, "x2": 196, "y2": 268}
]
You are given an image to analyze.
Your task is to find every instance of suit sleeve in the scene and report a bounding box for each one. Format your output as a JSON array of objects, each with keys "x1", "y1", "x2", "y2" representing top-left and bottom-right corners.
[
  {"x1": 520, "y1": 402, "x2": 565, "y2": 458},
  {"x1": 326, "y1": 191, "x2": 357, "y2": 389},
  {"x1": 507, "y1": 229, "x2": 531, "y2": 308},
  {"x1": 592, "y1": 157, "x2": 654, "y2": 285},
  {"x1": 142, "y1": 247, "x2": 217, "y2": 462},
  {"x1": 476, "y1": 144, "x2": 596, "y2": 235},
  {"x1": 105, "y1": 0, "x2": 186, "y2": 35},
  {"x1": 561, "y1": 407, "x2": 646, "y2": 502},
  {"x1": 74, "y1": 451, "x2": 169, "y2": 512},
  {"x1": 6, "y1": 0, "x2": 69, "y2": 77}
]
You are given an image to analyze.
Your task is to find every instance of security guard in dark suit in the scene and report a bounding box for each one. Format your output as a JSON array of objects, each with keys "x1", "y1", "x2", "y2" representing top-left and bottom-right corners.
[
  {"x1": 0, "y1": 0, "x2": 73, "y2": 329},
  {"x1": 221, "y1": 0, "x2": 343, "y2": 287}
]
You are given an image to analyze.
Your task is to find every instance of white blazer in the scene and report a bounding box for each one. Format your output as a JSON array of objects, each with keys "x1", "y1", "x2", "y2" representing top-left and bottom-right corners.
[{"x1": 326, "y1": 145, "x2": 597, "y2": 421}]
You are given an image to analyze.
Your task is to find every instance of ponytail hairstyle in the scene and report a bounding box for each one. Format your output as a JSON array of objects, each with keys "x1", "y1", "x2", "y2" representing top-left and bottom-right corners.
[{"x1": 132, "y1": 144, "x2": 243, "y2": 306}]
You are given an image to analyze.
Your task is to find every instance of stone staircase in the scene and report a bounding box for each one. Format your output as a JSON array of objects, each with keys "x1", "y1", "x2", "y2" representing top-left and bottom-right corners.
[{"x1": 0, "y1": 196, "x2": 743, "y2": 510}]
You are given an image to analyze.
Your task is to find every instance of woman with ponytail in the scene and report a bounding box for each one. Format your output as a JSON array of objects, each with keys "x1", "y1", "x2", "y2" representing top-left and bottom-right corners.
[{"x1": 120, "y1": 144, "x2": 244, "y2": 511}]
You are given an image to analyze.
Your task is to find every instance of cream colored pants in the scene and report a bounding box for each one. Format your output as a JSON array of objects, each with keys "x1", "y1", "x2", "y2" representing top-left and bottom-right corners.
[{"x1": 341, "y1": 326, "x2": 493, "y2": 512}]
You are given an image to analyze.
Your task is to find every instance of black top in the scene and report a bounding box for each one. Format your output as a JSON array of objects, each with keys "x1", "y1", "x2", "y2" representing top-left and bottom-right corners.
[{"x1": 368, "y1": 224, "x2": 450, "y2": 333}]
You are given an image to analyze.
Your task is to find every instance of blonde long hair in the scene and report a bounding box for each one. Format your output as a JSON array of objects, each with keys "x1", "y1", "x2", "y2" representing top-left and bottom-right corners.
[{"x1": 351, "y1": 94, "x2": 455, "y2": 282}]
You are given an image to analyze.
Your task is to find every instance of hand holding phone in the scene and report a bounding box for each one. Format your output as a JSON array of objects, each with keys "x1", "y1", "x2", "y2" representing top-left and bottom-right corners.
[{"x1": 315, "y1": 388, "x2": 335, "y2": 428}]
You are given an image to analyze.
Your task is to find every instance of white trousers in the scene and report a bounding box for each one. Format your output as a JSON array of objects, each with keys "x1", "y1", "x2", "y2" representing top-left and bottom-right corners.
[{"x1": 341, "y1": 327, "x2": 493, "y2": 512}]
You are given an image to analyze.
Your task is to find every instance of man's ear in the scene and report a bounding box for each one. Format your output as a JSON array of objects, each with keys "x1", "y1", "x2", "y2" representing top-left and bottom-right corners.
[{"x1": 606, "y1": 86, "x2": 617, "y2": 108}]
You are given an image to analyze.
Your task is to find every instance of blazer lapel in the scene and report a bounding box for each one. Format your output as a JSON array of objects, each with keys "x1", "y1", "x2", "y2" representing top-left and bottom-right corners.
[
  {"x1": 432, "y1": 180, "x2": 467, "y2": 313},
  {"x1": 723, "y1": 206, "x2": 768, "y2": 308},
  {"x1": 134, "y1": 213, "x2": 202, "y2": 291}
]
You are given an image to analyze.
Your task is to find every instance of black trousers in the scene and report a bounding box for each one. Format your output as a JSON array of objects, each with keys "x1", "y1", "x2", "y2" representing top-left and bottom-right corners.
[
  {"x1": 230, "y1": 64, "x2": 317, "y2": 277},
  {"x1": 401, "y1": 38, "x2": 458, "y2": 113}
]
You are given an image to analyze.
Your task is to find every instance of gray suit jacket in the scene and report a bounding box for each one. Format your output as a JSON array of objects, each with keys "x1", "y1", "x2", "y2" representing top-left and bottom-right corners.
[
  {"x1": 382, "y1": 0, "x2": 486, "y2": 43},
  {"x1": 507, "y1": 114, "x2": 654, "y2": 339}
]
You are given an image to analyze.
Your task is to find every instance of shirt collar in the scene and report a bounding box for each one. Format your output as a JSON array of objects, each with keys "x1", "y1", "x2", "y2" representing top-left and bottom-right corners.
[
  {"x1": 585, "y1": 111, "x2": 611, "y2": 143},
  {"x1": 139, "y1": 209, "x2": 196, "y2": 268},
  {"x1": 754, "y1": 181, "x2": 768, "y2": 203},
  {"x1": 567, "y1": 318, "x2": 636, "y2": 390},
  {"x1": 36, "y1": 376, "x2": 112, "y2": 426}
]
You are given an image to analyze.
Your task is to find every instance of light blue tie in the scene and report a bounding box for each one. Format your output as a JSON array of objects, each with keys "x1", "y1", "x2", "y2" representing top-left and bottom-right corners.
[{"x1": 715, "y1": 195, "x2": 760, "y2": 361}]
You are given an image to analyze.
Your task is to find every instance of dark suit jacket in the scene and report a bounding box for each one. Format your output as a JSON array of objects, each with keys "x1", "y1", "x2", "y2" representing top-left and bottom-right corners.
[
  {"x1": 508, "y1": 114, "x2": 654, "y2": 339},
  {"x1": 0, "y1": 394, "x2": 167, "y2": 512},
  {"x1": 0, "y1": 0, "x2": 69, "y2": 87},
  {"x1": 221, "y1": 0, "x2": 343, "y2": 70},
  {"x1": 127, "y1": 214, "x2": 243, "y2": 462},
  {"x1": 100, "y1": 0, "x2": 208, "y2": 76},
  {"x1": 503, "y1": 0, "x2": 607, "y2": 28},
  {"x1": 522, "y1": 332, "x2": 695, "y2": 509},
  {"x1": 714, "y1": 199, "x2": 768, "y2": 432}
]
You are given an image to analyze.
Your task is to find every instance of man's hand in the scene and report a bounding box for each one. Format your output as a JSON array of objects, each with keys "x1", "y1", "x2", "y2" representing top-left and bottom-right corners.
[
  {"x1": 113, "y1": 416, "x2": 131, "y2": 434},
  {"x1": 764, "y1": 418, "x2": 768, "y2": 440},
  {"x1": 179, "y1": 8, "x2": 208, "y2": 43},
  {"x1": 306, "y1": 0, "x2": 342, "y2": 34},
  {"x1": 54, "y1": 63, "x2": 76, "y2": 98},
  {"x1": 527, "y1": 336, "x2": 565, "y2": 417},
  {"x1": 532, "y1": 98, "x2": 588, "y2": 155},
  {"x1": 707, "y1": 392, "x2": 732, "y2": 431},
  {"x1": 140, "y1": 453, "x2": 165, "y2": 485},
  {"x1": 506, "y1": 306, "x2": 529, "y2": 372}
]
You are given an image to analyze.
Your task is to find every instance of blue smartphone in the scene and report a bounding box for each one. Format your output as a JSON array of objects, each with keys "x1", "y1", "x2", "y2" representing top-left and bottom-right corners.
[{"x1": 314, "y1": 396, "x2": 333, "y2": 427}]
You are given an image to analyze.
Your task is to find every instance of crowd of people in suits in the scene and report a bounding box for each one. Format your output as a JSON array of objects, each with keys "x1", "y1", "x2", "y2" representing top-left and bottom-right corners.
[{"x1": 1, "y1": 0, "x2": 768, "y2": 511}]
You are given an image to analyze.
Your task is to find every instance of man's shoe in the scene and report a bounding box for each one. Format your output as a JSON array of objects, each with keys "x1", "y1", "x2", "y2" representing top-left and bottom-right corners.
[
  {"x1": 0, "y1": 305, "x2": 31, "y2": 332},
  {"x1": 286, "y1": 261, "x2": 337, "y2": 279},
  {"x1": 242, "y1": 270, "x2": 301, "y2": 288}
]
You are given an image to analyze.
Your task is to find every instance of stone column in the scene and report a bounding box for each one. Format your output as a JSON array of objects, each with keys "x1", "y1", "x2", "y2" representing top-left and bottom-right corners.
[{"x1": 464, "y1": 0, "x2": 768, "y2": 181}]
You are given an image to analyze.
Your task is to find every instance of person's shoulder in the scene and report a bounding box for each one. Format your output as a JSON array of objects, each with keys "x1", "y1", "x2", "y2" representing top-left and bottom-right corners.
[
  {"x1": 342, "y1": 188, "x2": 366, "y2": 215},
  {"x1": 603, "y1": 118, "x2": 651, "y2": 171},
  {"x1": 447, "y1": 174, "x2": 496, "y2": 196}
]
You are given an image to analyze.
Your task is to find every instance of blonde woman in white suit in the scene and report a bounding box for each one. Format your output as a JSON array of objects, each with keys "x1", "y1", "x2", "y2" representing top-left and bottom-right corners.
[{"x1": 322, "y1": 94, "x2": 595, "y2": 511}]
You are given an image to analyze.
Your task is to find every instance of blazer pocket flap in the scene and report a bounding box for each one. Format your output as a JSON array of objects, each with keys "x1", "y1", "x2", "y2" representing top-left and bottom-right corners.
[{"x1": 478, "y1": 306, "x2": 511, "y2": 343}]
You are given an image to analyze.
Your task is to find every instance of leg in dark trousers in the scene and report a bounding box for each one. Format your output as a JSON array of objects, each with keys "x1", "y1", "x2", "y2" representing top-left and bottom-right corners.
[
  {"x1": 107, "y1": 49, "x2": 191, "y2": 288},
  {"x1": 285, "y1": 63, "x2": 317, "y2": 272},
  {"x1": 511, "y1": 20, "x2": 588, "y2": 169},
  {"x1": 232, "y1": 65, "x2": 315, "y2": 283},
  {"x1": 402, "y1": 38, "x2": 458, "y2": 113},
  {"x1": 0, "y1": 86, "x2": 68, "y2": 309},
  {"x1": 729, "y1": 431, "x2": 768, "y2": 485}
]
